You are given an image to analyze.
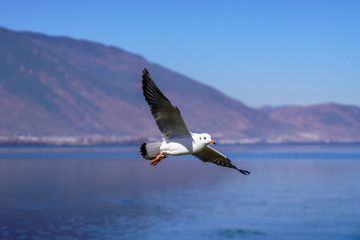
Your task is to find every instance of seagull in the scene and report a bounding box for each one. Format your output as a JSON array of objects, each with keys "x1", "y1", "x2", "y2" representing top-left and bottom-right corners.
[{"x1": 140, "y1": 68, "x2": 250, "y2": 175}]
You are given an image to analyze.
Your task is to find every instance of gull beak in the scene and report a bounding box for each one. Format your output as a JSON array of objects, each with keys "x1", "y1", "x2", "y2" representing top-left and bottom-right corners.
[{"x1": 209, "y1": 140, "x2": 215, "y2": 144}]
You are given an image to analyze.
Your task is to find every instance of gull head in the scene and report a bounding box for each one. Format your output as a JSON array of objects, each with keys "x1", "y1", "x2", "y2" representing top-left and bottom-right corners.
[{"x1": 197, "y1": 133, "x2": 215, "y2": 145}]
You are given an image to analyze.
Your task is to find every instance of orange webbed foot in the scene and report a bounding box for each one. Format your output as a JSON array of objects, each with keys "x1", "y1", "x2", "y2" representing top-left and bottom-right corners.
[{"x1": 150, "y1": 152, "x2": 166, "y2": 166}]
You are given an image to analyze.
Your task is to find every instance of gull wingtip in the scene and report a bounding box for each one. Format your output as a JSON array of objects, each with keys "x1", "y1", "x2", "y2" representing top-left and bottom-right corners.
[{"x1": 239, "y1": 169, "x2": 251, "y2": 175}]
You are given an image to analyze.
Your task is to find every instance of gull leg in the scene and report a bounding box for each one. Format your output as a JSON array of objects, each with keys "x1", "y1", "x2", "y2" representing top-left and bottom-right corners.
[{"x1": 150, "y1": 152, "x2": 166, "y2": 166}]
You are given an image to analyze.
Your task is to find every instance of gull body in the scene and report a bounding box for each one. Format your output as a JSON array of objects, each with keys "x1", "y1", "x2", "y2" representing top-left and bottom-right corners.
[
  {"x1": 140, "y1": 68, "x2": 250, "y2": 175},
  {"x1": 160, "y1": 133, "x2": 213, "y2": 156}
]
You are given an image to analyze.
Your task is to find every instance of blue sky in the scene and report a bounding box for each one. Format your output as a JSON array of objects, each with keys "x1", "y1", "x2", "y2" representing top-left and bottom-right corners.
[{"x1": 1, "y1": 0, "x2": 359, "y2": 107}]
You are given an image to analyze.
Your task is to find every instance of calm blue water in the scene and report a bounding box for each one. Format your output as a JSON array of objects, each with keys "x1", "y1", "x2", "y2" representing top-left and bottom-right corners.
[{"x1": 0, "y1": 144, "x2": 360, "y2": 240}]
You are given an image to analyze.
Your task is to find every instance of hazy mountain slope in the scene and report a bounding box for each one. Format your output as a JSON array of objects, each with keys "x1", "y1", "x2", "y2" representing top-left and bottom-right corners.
[
  {"x1": 1, "y1": 27, "x2": 359, "y2": 143},
  {"x1": 0, "y1": 27, "x2": 282, "y2": 140},
  {"x1": 261, "y1": 103, "x2": 360, "y2": 142}
]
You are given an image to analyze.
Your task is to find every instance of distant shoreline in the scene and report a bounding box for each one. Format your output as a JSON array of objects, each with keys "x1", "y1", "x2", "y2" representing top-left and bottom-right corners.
[{"x1": 1, "y1": 136, "x2": 360, "y2": 148}]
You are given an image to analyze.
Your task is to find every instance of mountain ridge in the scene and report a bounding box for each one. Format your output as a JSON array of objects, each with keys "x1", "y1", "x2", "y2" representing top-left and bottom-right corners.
[{"x1": 1, "y1": 26, "x2": 360, "y2": 144}]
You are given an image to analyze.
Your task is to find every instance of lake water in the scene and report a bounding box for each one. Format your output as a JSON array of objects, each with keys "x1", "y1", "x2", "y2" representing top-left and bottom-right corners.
[{"x1": 0, "y1": 144, "x2": 360, "y2": 240}]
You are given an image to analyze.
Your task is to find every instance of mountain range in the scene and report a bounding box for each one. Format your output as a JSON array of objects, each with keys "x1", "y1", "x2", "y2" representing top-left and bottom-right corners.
[{"x1": 1, "y1": 26, "x2": 359, "y2": 144}]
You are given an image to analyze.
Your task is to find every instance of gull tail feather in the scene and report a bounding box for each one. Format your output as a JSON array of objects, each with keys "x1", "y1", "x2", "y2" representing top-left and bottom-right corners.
[{"x1": 140, "y1": 142, "x2": 162, "y2": 160}]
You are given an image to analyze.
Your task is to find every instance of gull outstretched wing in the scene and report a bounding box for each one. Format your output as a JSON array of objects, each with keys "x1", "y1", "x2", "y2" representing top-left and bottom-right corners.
[
  {"x1": 142, "y1": 68, "x2": 192, "y2": 139},
  {"x1": 193, "y1": 146, "x2": 250, "y2": 175}
]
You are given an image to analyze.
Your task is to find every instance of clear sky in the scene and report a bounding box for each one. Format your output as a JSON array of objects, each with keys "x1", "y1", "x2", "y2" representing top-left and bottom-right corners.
[{"x1": 1, "y1": 0, "x2": 359, "y2": 107}]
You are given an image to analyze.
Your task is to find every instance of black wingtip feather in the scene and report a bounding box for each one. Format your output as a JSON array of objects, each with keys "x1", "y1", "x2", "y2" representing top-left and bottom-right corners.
[
  {"x1": 238, "y1": 169, "x2": 251, "y2": 175},
  {"x1": 142, "y1": 68, "x2": 150, "y2": 82},
  {"x1": 142, "y1": 69, "x2": 150, "y2": 88},
  {"x1": 141, "y1": 68, "x2": 173, "y2": 108},
  {"x1": 140, "y1": 143, "x2": 147, "y2": 158}
]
